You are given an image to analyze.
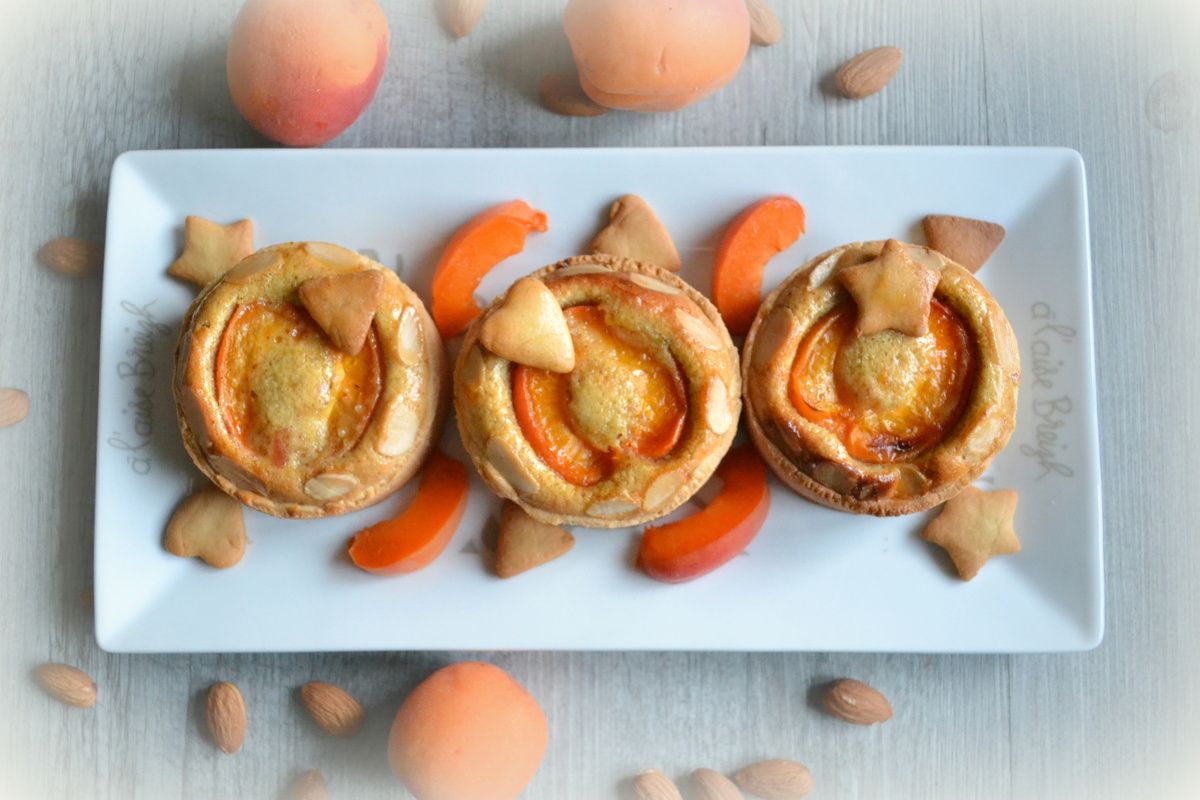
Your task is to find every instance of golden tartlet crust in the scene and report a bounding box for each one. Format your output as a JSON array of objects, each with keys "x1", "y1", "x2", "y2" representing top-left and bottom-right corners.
[
  {"x1": 742, "y1": 240, "x2": 1020, "y2": 516},
  {"x1": 454, "y1": 254, "x2": 741, "y2": 528},
  {"x1": 174, "y1": 242, "x2": 448, "y2": 519}
]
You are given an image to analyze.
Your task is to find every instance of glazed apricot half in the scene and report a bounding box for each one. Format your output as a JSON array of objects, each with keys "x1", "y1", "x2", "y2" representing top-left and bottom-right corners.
[
  {"x1": 455, "y1": 255, "x2": 741, "y2": 528},
  {"x1": 512, "y1": 305, "x2": 686, "y2": 487},
  {"x1": 215, "y1": 300, "x2": 383, "y2": 470},
  {"x1": 788, "y1": 299, "x2": 976, "y2": 464}
]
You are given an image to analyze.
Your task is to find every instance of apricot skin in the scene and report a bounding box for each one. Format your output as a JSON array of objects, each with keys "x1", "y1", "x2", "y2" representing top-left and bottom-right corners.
[
  {"x1": 563, "y1": 0, "x2": 750, "y2": 112},
  {"x1": 226, "y1": 0, "x2": 389, "y2": 146},
  {"x1": 388, "y1": 662, "x2": 549, "y2": 800}
]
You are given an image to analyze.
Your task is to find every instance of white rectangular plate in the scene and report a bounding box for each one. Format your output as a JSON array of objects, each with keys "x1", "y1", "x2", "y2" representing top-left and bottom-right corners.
[{"x1": 96, "y1": 147, "x2": 1102, "y2": 653}]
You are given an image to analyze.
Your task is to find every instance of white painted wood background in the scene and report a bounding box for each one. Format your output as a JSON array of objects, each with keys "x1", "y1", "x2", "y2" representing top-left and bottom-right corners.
[{"x1": 2, "y1": 0, "x2": 1199, "y2": 797}]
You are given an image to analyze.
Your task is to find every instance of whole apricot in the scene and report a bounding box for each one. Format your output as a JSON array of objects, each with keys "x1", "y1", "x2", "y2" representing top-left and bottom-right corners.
[
  {"x1": 226, "y1": 0, "x2": 389, "y2": 146},
  {"x1": 388, "y1": 662, "x2": 549, "y2": 800},
  {"x1": 563, "y1": 0, "x2": 750, "y2": 112}
]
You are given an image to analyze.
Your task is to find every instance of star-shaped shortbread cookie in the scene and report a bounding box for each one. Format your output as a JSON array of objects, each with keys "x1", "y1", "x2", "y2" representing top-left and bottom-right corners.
[
  {"x1": 837, "y1": 239, "x2": 940, "y2": 337},
  {"x1": 168, "y1": 215, "x2": 254, "y2": 287},
  {"x1": 921, "y1": 485, "x2": 1020, "y2": 580}
]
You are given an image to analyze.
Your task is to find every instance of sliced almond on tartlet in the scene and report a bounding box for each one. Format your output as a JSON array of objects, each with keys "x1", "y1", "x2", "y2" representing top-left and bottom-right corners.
[
  {"x1": 222, "y1": 248, "x2": 283, "y2": 285},
  {"x1": 923, "y1": 214, "x2": 1006, "y2": 272},
  {"x1": 303, "y1": 473, "x2": 359, "y2": 501},
  {"x1": 377, "y1": 400, "x2": 419, "y2": 458},
  {"x1": 168, "y1": 216, "x2": 254, "y2": 287},
  {"x1": 590, "y1": 194, "x2": 682, "y2": 272},
  {"x1": 673, "y1": 308, "x2": 723, "y2": 351},
  {"x1": 303, "y1": 241, "x2": 363, "y2": 270},
  {"x1": 704, "y1": 377, "x2": 733, "y2": 435},
  {"x1": 586, "y1": 498, "x2": 640, "y2": 518},
  {"x1": 626, "y1": 272, "x2": 683, "y2": 295},
  {"x1": 486, "y1": 436, "x2": 539, "y2": 495},
  {"x1": 642, "y1": 469, "x2": 686, "y2": 511},
  {"x1": 554, "y1": 263, "x2": 612, "y2": 277},
  {"x1": 752, "y1": 308, "x2": 798, "y2": 370},
  {"x1": 479, "y1": 277, "x2": 575, "y2": 373},
  {"x1": 494, "y1": 501, "x2": 575, "y2": 578},
  {"x1": 394, "y1": 306, "x2": 422, "y2": 366},
  {"x1": 459, "y1": 345, "x2": 486, "y2": 389},
  {"x1": 837, "y1": 239, "x2": 940, "y2": 337},
  {"x1": 921, "y1": 485, "x2": 1020, "y2": 580},
  {"x1": 164, "y1": 486, "x2": 246, "y2": 569},
  {"x1": 298, "y1": 269, "x2": 385, "y2": 355}
]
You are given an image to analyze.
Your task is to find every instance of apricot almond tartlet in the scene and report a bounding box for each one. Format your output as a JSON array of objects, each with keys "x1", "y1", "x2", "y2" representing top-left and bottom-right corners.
[
  {"x1": 743, "y1": 240, "x2": 1020, "y2": 516},
  {"x1": 174, "y1": 242, "x2": 447, "y2": 518},
  {"x1": 455, "y1": 254, "x2": 741, "y2": 528}
]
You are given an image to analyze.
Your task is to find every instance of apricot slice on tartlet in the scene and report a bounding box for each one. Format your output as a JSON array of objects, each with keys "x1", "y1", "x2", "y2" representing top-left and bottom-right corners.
[
  {"x1": 787, "y1": 299, "x2": 976, "y2": 464},
  {"x1": 512, "y1": 305, "x2": 687, "y2": 488},
  {"x1": 215, "y1": 300, "x2": 384, "y2": 470}
]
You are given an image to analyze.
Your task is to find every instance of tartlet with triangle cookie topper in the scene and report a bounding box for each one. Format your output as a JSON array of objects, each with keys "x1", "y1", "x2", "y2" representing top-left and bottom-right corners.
[
  {"x1": 454, "y1": 254, "x2": 741, "y2": 528},
  {"x1": 173, "y1": 242, "x2": 448, "y2": 518},
  {"x1": 742, "y1": 239, "x2": 1020, "y2": 516}
]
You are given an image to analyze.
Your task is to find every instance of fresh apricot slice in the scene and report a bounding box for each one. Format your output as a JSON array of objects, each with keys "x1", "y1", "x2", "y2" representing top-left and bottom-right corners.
[
  {"x1": 512, "y1": 305, "x2": 687, "y2": 486},
  {"x1": 637, "y1": 444, "x2": 771, "y2": 583},
  {"x1": 431, "y1": 200, "x2": 548, "y2": 338},
  {"x1": 347, "y1": 451, "x2": 469, "y2": 575},
  {"x1": 713, "y1": 195, "x2": 806, "y2": 336}
]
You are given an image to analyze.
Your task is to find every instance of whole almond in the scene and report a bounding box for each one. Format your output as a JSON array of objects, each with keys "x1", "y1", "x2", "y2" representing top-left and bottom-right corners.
[
  {"x1": 539, "y1": 73, "x2": 609, "y2": 118},
  {"x1": 300, "y1": 681, "x2": 364, "y2": 737},
  {"x1": 37, "y1": 236, "x2": 101, "y2": 277},
  {"x1": 0, "y1": 389, "x2": 30, "y2": 429},
  {"x1": 734, "y1": 759, "x2": 813, "y2": 799},
  {"x1": 834, "y1": 46, "x2": 903, "y2": 99},
  {"x1": 823, "y1": 678, "x2": 893, "y2": 724},
  {"x1": 35, "y1": 663, "x2": 96, "y2": 708},
  {"x1": 287, "y1": 770, "x2": 328, "y2": 800},
  {"x1": 746, "y1": 0, "x2": 782, "y2": 46},
  {"x1": 443, "y1": 0, "x2": 487, "y2": 38},
  {"x1": 633, "y1": 769, "x2": 683, "y2": 800},
  {"x1": 206, "y1": 682, "x2": 247, "y2": 754},
  {"x1": 692, "y1": 768, "x2": 744, "y2": 800}
]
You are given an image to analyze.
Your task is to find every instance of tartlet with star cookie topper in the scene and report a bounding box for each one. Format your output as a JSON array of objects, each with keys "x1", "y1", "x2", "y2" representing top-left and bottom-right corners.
[{"x1": 742, "y1": 239, "x2": 1020, "y2": 516}]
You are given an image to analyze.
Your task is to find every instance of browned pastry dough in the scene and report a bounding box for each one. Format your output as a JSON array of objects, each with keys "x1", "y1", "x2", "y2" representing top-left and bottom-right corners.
[
  {"x1": 174, "y1": 242, "x2": 447, "y2": 518},
  {"x1": 455, "y1": 254, "x2": 740, "y2": 528},
  {"x1": 742, "y1": 240, "x2": 1020, "y2": 516}
]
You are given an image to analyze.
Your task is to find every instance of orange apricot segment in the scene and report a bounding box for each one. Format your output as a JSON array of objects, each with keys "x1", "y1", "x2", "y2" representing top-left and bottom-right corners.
[
  {"x1": 713, "y1": 196, "x2": 806, "y2": 336},
  {"x1": 347, "y1": 451, "x2": 469, "y2": 575},
  {"x1": 561, "y1": 306, "x2": 687, "y2": 458},
  {"x1": 513, "y1": 363, "x2": 612, "y2": 487},
  {"x1": 788, "y1": 300, "x2": 976, "y2": 463},
  {"x1": 431, "y1": 200, "x2": 548, "y2": 338},
  {"x1": 215, "y1": 300, "x2": 382, "y2": 464},
  {"x1": 637, "y1": 445, "x2": 771, "y2": 583},
  {"x1": 512, "y1": 305, "x2": 688, "y2": 486}
]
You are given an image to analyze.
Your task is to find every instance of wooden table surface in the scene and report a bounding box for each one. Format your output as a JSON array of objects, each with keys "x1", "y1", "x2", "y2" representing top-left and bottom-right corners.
[{"x1": 2, "y1": 0, "x2": 1199, "y2": 797}]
